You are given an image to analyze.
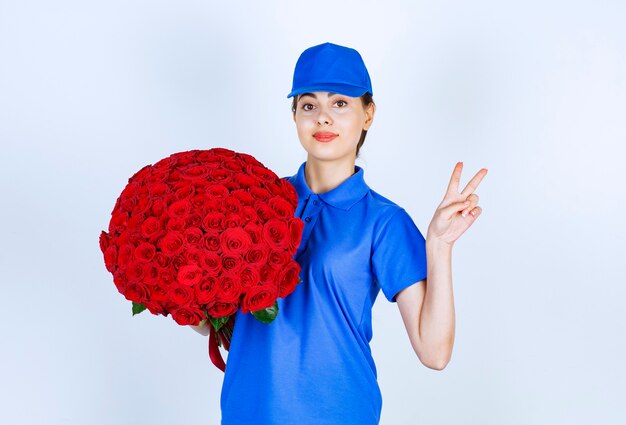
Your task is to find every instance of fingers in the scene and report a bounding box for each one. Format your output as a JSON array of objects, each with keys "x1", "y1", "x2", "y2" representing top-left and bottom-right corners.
[
  {"x1": 445, "y1": 162, "x2": 463, "y2": 197},
  {"x1": 460, "y1": 193, "x2": 479, "y2": 217},
  {"x1": 442, "y1": 199, "x2": 472, "y2": 219},
  {"x1": 468, "y1": 206, "x2": 482, "y2": 218},
  {"x1": 442, "y1": 197, "x2": 483, "y2": 220},
  {"x1": 460, "y1": 168, "x2": 488, "y2": 197}
]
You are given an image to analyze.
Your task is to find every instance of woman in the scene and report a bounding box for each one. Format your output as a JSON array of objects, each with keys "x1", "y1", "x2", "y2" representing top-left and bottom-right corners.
[{"x1": 193, "y1": 42, "x2": 487, "y2": 425}]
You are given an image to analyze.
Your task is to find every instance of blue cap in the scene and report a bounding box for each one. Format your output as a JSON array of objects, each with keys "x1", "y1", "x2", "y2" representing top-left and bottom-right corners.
[{"x1": 287, "y1": 42, "x2": 373, "y2": 99}]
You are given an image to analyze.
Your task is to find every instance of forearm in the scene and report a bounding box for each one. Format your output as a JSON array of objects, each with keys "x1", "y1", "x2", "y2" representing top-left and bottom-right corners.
[{"x1": 419, "y1": 237, "x2": 455, "y2": 368}]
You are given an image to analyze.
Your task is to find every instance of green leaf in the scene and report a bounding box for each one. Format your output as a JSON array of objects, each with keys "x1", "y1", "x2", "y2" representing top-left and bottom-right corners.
[
  {"x1": 208, "y1": 315, "x2": 230, "y2": 332},
  {"x1": 251, "y1": 300, "x2": 278, "y2": 324},
  {"x1": 132, "y1": 302, "x2": 146, "y2": 316}
]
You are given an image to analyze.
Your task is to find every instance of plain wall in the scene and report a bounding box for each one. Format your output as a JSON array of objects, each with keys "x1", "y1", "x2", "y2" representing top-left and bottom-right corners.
[{"x1": 1, "y1": 0, "x2": 624, "y2": 424}]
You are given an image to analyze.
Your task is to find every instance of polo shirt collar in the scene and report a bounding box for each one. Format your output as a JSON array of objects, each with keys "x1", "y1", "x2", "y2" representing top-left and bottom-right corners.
[{"x1": 291, "y1": 161, "x2": 370, "y2": 211}]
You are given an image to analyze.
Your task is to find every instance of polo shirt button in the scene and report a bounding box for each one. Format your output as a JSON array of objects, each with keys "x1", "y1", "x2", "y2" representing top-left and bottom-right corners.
[
  {"x1": 313, "y1": 200, "x2": 319, "y2": 205},
  {"x1": 305, "y1": 217, "x2": 311, "y2": 223}
]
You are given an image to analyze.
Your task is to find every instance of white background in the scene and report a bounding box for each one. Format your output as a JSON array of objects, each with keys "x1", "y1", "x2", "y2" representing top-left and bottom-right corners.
[{"x1": 1, "y1": 1, "x2": 625, "y2": 424}]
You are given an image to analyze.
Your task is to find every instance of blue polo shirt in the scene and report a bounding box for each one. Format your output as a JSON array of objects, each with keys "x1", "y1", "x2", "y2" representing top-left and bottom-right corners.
[{"x1": 220, "y1": 161, "x2": 428, "y2": 425}]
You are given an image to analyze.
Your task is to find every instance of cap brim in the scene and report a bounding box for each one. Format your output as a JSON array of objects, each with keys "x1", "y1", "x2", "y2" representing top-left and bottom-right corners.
[{"x1": 287, "y1": 83, "x2": 370, "y2": 98}]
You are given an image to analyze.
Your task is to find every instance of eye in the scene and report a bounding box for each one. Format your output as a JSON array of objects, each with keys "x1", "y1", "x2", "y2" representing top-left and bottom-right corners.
[
  {"x1": 335, "y1": 99, "x2": 347, "y2": 107},
  {"x1": 301, "y1": 103, "x2": 314, "y2": 111}
]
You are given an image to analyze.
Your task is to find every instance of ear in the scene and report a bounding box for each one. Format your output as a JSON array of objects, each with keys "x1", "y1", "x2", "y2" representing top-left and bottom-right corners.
[{"x1": 363, "y1": 102, "x2": 375, "y2": 131}]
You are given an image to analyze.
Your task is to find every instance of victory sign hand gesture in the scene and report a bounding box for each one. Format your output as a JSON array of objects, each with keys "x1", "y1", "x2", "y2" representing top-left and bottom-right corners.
[{"x1": 427, "y1": 162, "x2": 488, "y2": 246}]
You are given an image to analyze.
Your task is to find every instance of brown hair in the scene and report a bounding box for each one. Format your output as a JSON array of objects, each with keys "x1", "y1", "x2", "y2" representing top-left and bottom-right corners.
[{"x1": 291, "y1": 92, "x2": 375, "y2": 159}]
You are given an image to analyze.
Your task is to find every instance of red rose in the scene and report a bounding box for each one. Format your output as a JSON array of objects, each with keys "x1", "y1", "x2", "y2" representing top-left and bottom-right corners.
[
  {"x1": 199, "y1": 251, "x2": 222, "y2": 276},
  {"x1": 277, "y1": 178, "x2": 298, "y2": 209},
  {"x1": 209, "y1": 167, "x2": 233, "y2": 184},
  {"x1": 148, "y1": 182, "x2": 169, "y2": 198},
  {"x1": 99, "y1": 231, "x2": 110, "y2": 252},
  {"x1": 190, "y1": 192, "x2": 210, "y2": 209},
  {"x1": 243, "y1": 244, "x2": 268, "y2": 266},
  {"x1": 183, "y1": 226, "x2": 203, "y2": 246},
  {"x1": 124, "y1": 282, "x2": 150, "y2": 303},
  {"x1": 234, "y1": 173, "x2": 261, "y2": 189},
  {"x1": 200, "y1": 229, "x2": 221, "y2": 251},
  {"x1": 159, "y1": 269, "x2": 176, "y2": 286},
  {"x1": 243, "y1": 222, "x2": 263, "y2": 244},
  {"x1": 202, "y1": 211, "x2": 226, "y2": 231},
  {"x1": 131, "y1": 196, "x2": 152, "y2": 216},
  {"x1": 259, "y1": 263, "x2": 278, "y2": 286},
  {"x1": 127, "y1": 213, "x2": 145, "y2": 230},
  {"x1": 195, "y1": 276, "x2": 219, "y2": 303},
  {"x1": 142, "y1": 264, "x2": 160, "y2": 286},
  {"x1": 168, "y1": 285, "x2": 194, "y2": 306},
  {"x1": 255, "y1": 203, "x2": 276, "y2": 223},
  {"x1": 249, "y1": 186, "x2": 272, "y2": 202},
  {"x1": 113, "y1": 272, "x2": 127, "y2": 292},
  {"x1": 103, "y1": 245, "x2": 117, "y2": 272},
  {"x1": 126, "y1": 260, "x2": 145, "y2": 282},
  {"x1": 248, "y1": 165, "x2": 277, "y2": 183},
  {"x1": 141, "y1": 217, "x2": 161, "y2": 238},
  {"x1": 150, "y1": 198, "x2": 168, "y2": 216},
  {"x1": 222, "y1": 158, "x2": 244, "y2": 172},
  {"x1": 184, "y1": 247, "x2": 203, "y2": 266},
  {"x1": 177, "y1": 264, "x2": 204, "y2": 286},
  {"x1": 134, "y1": 242, "x2": 156, "y2": 262},
  {"x1": 166, "y1": 217, "x2": 186, "y2": 232},
  {"x1": 150, "y1": 284, "x2": 170, "y2": 302},
  {"x1": 267, "y1": 249, "x2": 291, "y2": 270},
  {"x1": 241, "y1": 284, "x2": 278, "y2": 314},
  {"x1": 184, "y1": 212, "x2": 203, "y2": 229},
  {"x1": 262, "y1": 219, "x2": 289, "y2": 250},
  {"x1": 167, "y1": 199, "x2": 193, "y2": 217},
  {"x1": 144, "y1": 300, "x2": 166, "y2": 315},
  {"x1": 170, "y1": 254, "x2": 187, "y2": 271},
  {"x1": 180, "y1": 164, "x2": 210, "y2": 181},
  {"x1": 116, "y1": 244, "x2": 134, "y2": 266},
  {"x1": 116, "y1": 229, "x2": 133, "y2": 246},
  {"x1": 171, "y1": 306, "x2": 203, "y2": 326},
  {"x1": 239, "y1": 266, "x2": 261, "y2": 289},
  {"x1": 288, "y1": 218, "x2": 305, "y2": 254},
  {"x1": 220, "y1": 227, "x2": 252, "y2": 255},
  {"x1": 206, "y1": 301, "x2": 238, "y2": 318},
  {"x1": 158, "y1": 231, "x2": 184, "y2": 256},
  {"x1": 109, "y1": 211, "x2": 128, "y2": 233},
  {"x1": 240, "y1": 206, "x2": 258, "y2": 224},
  {"x1": 153, "y1": 252, "x2": 170, "y2": 269},
  {"x1": 224, "y1": 213, "x2": 243, "y2": 228},
  {"x1": 231, "y1": 189, "x2": 254, "y2": 206},
  {"x1": 268, "y1": 195, "x2": 294, "y2": 219},
  {"x1": 216, "y1": 272, "x2": 242, "y2": 303},
  {"x1": 277, "y1": 261, "x2": 302, "y2": 298},
  {"x1": 221, "y1": 253, "x2": 244, "y2": 273},
  {"x1": 223, "y1": 197, "x2": 243, "y2": 215},
  {"x1": 206, "y1": 184, "x2": 229, "y2": 200}
]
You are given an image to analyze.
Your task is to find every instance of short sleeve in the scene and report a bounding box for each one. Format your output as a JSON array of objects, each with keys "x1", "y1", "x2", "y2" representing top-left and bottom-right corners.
[{"x1": 371, "y1": 208, "x2": 428, "y2": 303}]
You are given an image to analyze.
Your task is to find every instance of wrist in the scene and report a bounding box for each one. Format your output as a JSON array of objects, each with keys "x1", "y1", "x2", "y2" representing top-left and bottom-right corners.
[{"x1": 426, "y1": 236, "x2": 454, "y2": 252}]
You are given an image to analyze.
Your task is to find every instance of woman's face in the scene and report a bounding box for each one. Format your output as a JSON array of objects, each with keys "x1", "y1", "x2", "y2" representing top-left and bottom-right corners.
[{"x1": 293, "y1": 91, "x2": 374, "y2": 162}]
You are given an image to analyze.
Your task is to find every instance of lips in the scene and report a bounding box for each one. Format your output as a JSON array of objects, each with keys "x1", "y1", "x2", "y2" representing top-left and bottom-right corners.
[{"x1": 313, "y1": 132, "x2": 338, "y2": 142}]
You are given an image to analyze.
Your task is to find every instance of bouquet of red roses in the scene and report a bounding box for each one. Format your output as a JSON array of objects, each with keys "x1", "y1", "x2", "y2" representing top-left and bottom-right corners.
[{"x1": 99, "y1": 148, "x2": 304, "y2": 371}]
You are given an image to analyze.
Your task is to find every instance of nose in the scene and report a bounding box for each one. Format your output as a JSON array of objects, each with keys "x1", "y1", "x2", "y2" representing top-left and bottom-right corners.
[{"x1": 317, "y1": 108, "x2": 332, "y2": 126}]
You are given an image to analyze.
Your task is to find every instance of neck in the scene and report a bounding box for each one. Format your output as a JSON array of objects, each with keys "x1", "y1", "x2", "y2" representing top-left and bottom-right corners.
[{"x1": 304, "y1": 155, "x2": 357, "y2": 194}]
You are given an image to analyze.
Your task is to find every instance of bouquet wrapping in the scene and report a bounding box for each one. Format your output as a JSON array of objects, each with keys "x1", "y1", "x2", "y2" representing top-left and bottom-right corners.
[{"x1": 99, "y1": 148, "x2": 304, "y2": 371}]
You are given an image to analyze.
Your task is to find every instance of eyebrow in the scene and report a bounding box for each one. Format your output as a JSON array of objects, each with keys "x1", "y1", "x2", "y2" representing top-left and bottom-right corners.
[{"x1": 299, "y1": 92, "x2": 337, "y2": 100}]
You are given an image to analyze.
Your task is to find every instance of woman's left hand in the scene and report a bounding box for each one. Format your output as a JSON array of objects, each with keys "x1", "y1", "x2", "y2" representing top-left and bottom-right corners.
[{"x1": 426, "y1": 162, "x2": 488, "y2": 246}]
